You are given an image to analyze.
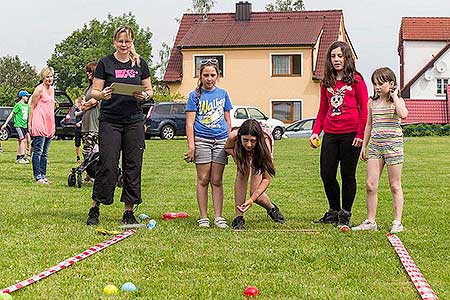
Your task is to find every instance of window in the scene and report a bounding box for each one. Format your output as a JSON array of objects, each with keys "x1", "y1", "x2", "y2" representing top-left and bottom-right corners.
[
  {"x1": 272, "y1": 54, "x2": 302, "y2": 76},
  {"x1": 437, "y1": 78, "x2": 449, "y2": 95},
  {"x1": 247, "y1": 108, "x2": 267, "y2": 120},
  {"x1": 234, "y1": 108, "x2": 248, "y2": 119},
  {"x1": 194, "y1": 55, "x2": 224, "y2": 77},
  {"x1": 154, "y1": 104, "x2": 170, "y2": 115},
  {"x1": 171, "y1": 104, "x2": 185, "y2": 114},
  {"x1": 272, "y1": 101, "x2": 302, "y2": 123}
]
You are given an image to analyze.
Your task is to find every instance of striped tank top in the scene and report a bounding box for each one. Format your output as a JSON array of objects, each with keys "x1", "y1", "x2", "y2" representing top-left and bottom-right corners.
[{"x1": 370, "y1": 102, "x2": 403, "y2": 140}]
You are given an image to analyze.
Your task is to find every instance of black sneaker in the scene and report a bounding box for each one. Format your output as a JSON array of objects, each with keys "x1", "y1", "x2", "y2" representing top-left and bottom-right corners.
[
  {"x1": 314, "y1": 209, "x2": 339, "y2": 224},
  {"x1": 337, "y1": 209, "x2": 352, "y2": 227},
  {"x1": 86, "y1": 206, "x2": 99, "y2": 225},
  {"x1": 232, "y1": 216, "x2": 246, "y2": 230},
  {"x1": 267, "y1": 204, "x2": 286, "y2": 224},
  {"x1": 122, "y1": 210, "x2": 138, "y2": 225}
]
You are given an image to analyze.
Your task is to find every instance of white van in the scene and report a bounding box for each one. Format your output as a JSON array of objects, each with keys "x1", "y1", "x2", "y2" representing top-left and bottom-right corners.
[{"x1": 230, "y1": 105, "x2": 286, "y2": 140}]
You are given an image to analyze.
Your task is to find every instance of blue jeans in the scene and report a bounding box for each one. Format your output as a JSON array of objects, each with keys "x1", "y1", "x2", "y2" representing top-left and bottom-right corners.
[{"x1": 32, "y1": 136, "x2": 52, "y2": 180}]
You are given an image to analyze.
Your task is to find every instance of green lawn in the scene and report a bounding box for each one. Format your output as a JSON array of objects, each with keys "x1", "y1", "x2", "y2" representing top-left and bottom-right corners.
[{"x1": 0, "y1": 137, "x2": 448, "y2": 299}]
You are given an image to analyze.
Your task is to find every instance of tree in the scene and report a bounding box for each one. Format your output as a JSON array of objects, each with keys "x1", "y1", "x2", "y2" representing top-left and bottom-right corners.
[
  {"x1": 0, "y1": 55, "x2": 39, "y2": 106},
  {"x1": 157, "y1": 42, "x2": 171, "y2": 80},
  {"x1": 192, "y1": 0, "x2": 216, "y2": 14},
  {"x1": 265, "y1": 0, "x2": 305, "y2": 11},
  {"x1": 47, "y1": 13, "x2": 154, "y2": 98}
]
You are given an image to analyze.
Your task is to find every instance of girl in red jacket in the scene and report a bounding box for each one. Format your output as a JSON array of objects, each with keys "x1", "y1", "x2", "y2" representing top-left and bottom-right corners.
[{"x1": 309, "y1": 41, "x2": 369, "y2": 229}]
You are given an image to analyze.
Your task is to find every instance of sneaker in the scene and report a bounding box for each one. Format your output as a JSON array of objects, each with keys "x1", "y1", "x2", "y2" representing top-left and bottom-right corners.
[
  {"x1": 35, "y1": 178, "x2": 49, "y2": 185},
  {"x1": 337, "y1": 209, "x2": 352, "y2": 228},
  {"x1": 352, "y1": 219, "x2": 377, "y2": 231},
  {"x1": 267, "y1": 204, "x2": 286, "y2": 224},
  {"x1": 213, "y1": 217, "x2": 228, "y2": 229},
  {"x1": 86, "y1": 206, "x2": 100, "y2": 225},
  {"x1": 16, "y1": 158, "x2": 29, "y2": 164},
  {"x1": 314, "y1": 209, "x2": 339, "y2": 224},
  {"x1": 122, "y1": 210, "x2": 138, "y2": 225},
  {"x1": 390, "y1": 220, "x2": 404, "y2": 234},
  {"x1": 231, "y1": 216, "x2": 245, "y2": 230},
  {"x1": 197, "y1": 218, "x2": 210, "y2": 228}
]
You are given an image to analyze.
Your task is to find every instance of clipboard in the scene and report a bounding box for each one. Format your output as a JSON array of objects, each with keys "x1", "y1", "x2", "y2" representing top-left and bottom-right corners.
[{"x1": 110, "y1": 82, "x2": 146, "y2": 96}]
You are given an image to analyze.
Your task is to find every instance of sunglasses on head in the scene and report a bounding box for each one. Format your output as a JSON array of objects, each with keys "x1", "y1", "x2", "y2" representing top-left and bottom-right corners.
[{"x1": 199, "y1": 58, "x2": 219, "y2": 66}]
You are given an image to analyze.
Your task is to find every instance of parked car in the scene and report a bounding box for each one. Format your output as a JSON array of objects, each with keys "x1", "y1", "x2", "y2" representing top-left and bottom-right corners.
[
  {"x1": 283, "y1": 118, "x2": 317, "y2": 138},
  {"x1": 230, "y1": 105, "x2": 286, "y2": 140},
  {"x1": 143, "y1": 101, "x2": 186, "y2": 139},
  {"x1": 0, "y1": 106, "x2": 17, "y2": 140},
  {"x1": 54, "y1": 90, "x2": 75, "y2": 139}
]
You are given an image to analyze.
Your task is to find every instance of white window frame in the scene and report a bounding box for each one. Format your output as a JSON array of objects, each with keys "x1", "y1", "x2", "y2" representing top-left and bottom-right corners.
[
  {"x1": 192, "y1": 54, "x2": 225, "y2": 78},
  {"x1": 269, "y1": 99, "x2": 303, "y2": 121},
  {"x1": 436, "y1": 78, "x2": 449, "y2": 95},
  {"x1": 269, "y1": 52, "x2": 303, "y2": 77}
]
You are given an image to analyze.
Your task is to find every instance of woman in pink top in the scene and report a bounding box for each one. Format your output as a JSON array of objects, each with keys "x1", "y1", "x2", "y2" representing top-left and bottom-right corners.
[{"x1": 28, "y1": 67, "x2": 56, "y2": 184}]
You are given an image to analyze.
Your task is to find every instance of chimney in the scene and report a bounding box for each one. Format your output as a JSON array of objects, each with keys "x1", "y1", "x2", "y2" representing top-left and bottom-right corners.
[{"x1": 236, "y1": 1, "x2": 252, "y2": 21}]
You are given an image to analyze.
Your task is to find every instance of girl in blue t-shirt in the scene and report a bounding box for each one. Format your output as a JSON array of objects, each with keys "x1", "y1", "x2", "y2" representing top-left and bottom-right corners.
[{"x1": 185, "y1": 59, "x2": 232, "y2": 229}]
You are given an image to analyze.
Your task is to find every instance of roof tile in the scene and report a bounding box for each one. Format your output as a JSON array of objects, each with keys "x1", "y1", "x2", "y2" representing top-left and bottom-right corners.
[{"x1": 164, "y1": 10, "x2": 342, "y2": 82}]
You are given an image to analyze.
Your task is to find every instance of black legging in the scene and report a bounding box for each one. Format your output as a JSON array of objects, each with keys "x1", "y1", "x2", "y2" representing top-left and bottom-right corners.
[{"x1": 320, "y1": 132, "x2": 360, "y2": 212}]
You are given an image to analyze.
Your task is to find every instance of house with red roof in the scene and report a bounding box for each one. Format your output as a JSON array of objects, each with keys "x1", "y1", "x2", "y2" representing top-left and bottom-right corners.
[
  {"x1": 398, "y1": 17, "x2": 450, "y2": 124},
  {"x1": 163, "y1": 1, "x2": 356, "y2": 123}
]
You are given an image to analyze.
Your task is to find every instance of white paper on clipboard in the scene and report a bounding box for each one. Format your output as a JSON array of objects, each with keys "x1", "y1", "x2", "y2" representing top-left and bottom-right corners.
[{"x1": 110, "y1": 82, "x2": 146, "y2": 96}]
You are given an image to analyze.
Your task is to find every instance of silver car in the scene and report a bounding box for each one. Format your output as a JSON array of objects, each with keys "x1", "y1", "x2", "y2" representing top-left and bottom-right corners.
[{"x1": 283, "y1": 118, "x2": 316, "y2": 138}]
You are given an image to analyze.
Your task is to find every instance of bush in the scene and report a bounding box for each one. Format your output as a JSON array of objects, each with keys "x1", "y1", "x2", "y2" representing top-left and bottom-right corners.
[{"x1": 402, "y1": 123, "x2": 450, "y2": 136}]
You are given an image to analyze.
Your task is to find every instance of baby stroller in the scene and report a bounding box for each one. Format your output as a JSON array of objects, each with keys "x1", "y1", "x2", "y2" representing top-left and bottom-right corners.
[{"x1": 67, "y1": 146, "x2": 123, "y2": 188}]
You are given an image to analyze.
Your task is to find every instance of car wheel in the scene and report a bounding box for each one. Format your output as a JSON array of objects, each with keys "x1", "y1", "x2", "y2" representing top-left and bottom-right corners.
[
  {"x1": 0, "y1": 128, "x2": 10, "y2": 141},
  {"x1": 272, "y1": 127, "x2": 283, "y2": 140},
  {"x1": 160, "y1": 125, "x2": 175, "y2": 140}
]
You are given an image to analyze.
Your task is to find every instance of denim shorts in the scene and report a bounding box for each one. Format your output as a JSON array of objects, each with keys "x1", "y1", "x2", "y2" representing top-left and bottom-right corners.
[{"x1": 194, "y1": 136, "x2": 228, "y2": 165}]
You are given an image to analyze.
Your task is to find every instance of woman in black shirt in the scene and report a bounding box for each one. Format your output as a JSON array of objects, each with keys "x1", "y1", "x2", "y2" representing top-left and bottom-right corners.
[{"x1": 86, "y1": 26, "x2": 153, "y2": 225}]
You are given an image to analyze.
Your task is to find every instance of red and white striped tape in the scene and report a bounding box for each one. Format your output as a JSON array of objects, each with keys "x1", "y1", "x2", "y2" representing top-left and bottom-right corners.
[
  {"x1": 386, "y1": 233, "x2": 439, "y2": 300},
  {"x1": 1, "y1": 229, "x2": 136, "y2": 294}
]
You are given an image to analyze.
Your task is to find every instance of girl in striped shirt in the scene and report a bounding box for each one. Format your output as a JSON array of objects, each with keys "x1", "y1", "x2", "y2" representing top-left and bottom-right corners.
[{"x1": 353, "y1": 67, "x2": 408, "y2": 233}]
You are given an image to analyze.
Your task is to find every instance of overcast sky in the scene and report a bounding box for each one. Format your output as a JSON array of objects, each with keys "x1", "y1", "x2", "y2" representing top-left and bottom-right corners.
[{"x1": 0, "y1": 0, "x2": 448, "y2": 82}]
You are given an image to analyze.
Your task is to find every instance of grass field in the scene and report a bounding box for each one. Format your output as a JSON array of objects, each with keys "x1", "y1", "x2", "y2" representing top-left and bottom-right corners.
[{"x1": 0, "y1": 137, "x2": 448, "y2": 299}]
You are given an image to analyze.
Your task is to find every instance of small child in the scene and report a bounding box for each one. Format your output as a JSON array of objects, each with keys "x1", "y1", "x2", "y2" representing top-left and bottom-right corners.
[
  {"x1": 1, "y1": 90, "x2": 31, "y2": 164},
  {"x1": 225, "y1": 119, "x2": 285, "y2": 230},
  {"x1": 185, "y1": 58, "x2": 232, "y2": 229},
  {"x1": 353, "y1": 67, "x2": 408, "y2": 233}
]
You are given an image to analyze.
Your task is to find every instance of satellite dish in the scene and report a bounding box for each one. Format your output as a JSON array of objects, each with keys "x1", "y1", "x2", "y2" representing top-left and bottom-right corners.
[
  {"x1": 424, "y1": 69, "x2": 433, "y2": 81},
  {"x1": 436, "y1": 61, "x2": 447, "y2": 73}
]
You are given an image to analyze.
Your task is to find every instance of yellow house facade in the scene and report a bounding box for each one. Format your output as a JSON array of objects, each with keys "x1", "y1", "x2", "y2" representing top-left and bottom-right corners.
[{"x1": 164, "y1": 2, "x2": 355, "y2": 123}]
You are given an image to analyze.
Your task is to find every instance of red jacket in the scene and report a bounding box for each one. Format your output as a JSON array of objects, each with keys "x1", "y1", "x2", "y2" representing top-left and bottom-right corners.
[{"x1": 312, "y1": 73, "x2": 368, "y2": 139}]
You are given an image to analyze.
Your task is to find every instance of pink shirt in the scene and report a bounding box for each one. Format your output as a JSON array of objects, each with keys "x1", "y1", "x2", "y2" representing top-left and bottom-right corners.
[{"x1": 31, "y1": 85, "x2": 55, "y2": 138}]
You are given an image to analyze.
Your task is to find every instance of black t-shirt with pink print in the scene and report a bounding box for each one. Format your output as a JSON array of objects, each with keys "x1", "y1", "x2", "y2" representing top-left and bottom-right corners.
[{"x1": 95, "y1": 54, "x2": 150, "y2": 124}]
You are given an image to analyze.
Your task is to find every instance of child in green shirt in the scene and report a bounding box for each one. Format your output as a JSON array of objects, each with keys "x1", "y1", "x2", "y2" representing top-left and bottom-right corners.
[{"x1": 0, "y1": 90, "x2": 31, "y2": 163}]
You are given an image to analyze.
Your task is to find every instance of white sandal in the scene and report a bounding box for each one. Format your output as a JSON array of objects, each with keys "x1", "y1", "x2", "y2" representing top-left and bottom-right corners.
[
  {"x1": 214, "y1": 217, "x2": 228, "y2": 229},
  {"x1": 197, "y1": 218, "x2": 210, "y2": 228}
]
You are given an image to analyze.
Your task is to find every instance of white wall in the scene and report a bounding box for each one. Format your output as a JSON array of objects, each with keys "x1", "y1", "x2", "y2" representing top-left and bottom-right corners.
[
  {"x1": 403, "y1": 41, "x2": 447, "y2": 84},
  {"x1": 410, "y1": 49, "x2": 450, "y2": 99}
]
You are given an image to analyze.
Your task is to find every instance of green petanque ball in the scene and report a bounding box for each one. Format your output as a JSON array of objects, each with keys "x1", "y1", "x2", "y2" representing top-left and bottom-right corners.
[{"x1": 0, "y1": 293, "x2": 13, "y2": 300}]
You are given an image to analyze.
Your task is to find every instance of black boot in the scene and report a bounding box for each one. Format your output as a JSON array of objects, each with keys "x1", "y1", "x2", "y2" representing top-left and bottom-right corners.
[{"x1": 86, "y1": 206, "x2": 100, "y2": 225}]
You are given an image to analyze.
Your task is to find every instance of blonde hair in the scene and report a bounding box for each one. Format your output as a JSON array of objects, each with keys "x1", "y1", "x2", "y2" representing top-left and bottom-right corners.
[
  {"x1": 113, "y1": 26, "x2": 140, "y2": 67},
  {"x1": 40, "y1": 66, "x2": 54, "y2": 80}
]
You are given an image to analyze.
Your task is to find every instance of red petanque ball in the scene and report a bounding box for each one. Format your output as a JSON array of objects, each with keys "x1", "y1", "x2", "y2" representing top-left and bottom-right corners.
[
  {"x1": 244, "y1": 286, "x2": 259, "y2": 297},
  {"x1": 340, "y1": 225, "x2": 351, "y2": 233}
]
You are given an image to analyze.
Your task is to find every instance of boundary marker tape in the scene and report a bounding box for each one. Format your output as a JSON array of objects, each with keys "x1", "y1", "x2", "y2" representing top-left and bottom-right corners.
[
  {"x1": 1, "y1": 229, "x2": 136, "y2": 294},
  {"x1": 387, "y1": 233, "x2": 438, "y2": 300}
]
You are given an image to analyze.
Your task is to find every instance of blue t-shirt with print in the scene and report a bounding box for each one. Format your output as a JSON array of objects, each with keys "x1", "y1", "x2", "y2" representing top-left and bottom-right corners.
[{"x1": 186, "y1": 87, "x2": 232, "y2": 139}]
